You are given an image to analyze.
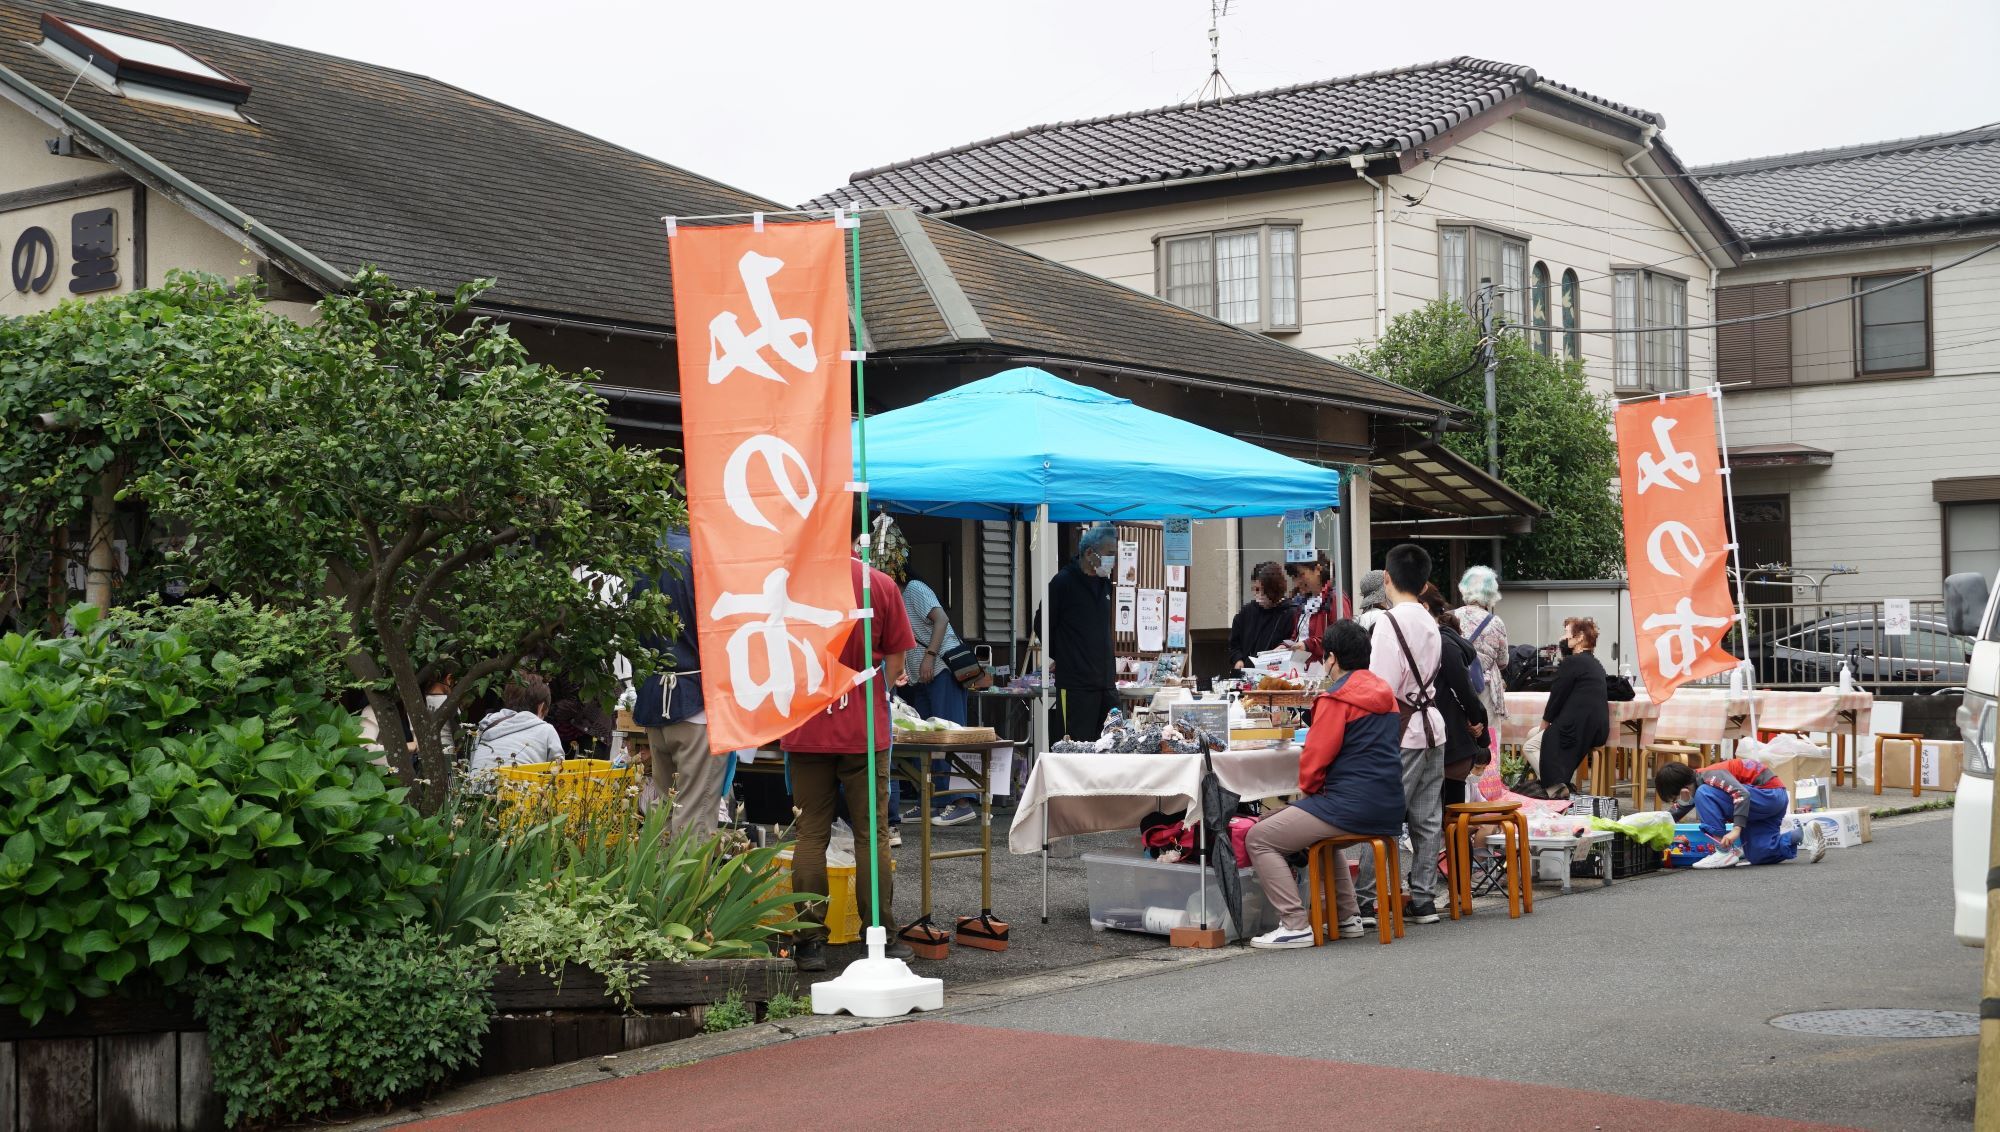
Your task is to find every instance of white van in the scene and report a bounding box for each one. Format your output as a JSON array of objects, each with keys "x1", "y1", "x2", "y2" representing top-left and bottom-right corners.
[{"x1": 1946, "y1": 572, "x2": 1997, "y2": 946}]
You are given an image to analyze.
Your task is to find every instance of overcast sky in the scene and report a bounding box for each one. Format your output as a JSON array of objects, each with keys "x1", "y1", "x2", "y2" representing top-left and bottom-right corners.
[{"x1": 119, "y1": 0, "x2": 1998, "y2": 205}]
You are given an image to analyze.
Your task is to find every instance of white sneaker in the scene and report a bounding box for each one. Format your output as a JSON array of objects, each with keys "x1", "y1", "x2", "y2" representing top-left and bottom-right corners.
[
  {"x1": 888, "y1": 827, "x2": 903, "y2": 848},
  {"x1": 1692, "y1": 848, "x2": 1744, "y2": 870},
  {"x1": 1802, "y1": 821, "x2": 1828, "y2": 864},
  {"x1": 1249, "y1": 925, "x2": 1317, "y2": 949},
  {"x1": 1335, "y1": 916, "x2": 1366, "y2": 939}
]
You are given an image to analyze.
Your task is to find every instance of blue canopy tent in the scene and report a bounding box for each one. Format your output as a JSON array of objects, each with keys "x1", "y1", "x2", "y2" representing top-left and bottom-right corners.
[
  {"x1": 857, "y1": 368, "x2": 1340, "y2": 522},
  {"x1": 855, "y1": 367, "x2": 1345, "y2": 928}
]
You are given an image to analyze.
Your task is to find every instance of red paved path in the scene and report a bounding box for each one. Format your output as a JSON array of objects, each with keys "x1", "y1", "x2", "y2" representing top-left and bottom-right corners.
[{"x1": 408, "y1": 1020, "x2": 1853, "y2": 1131}]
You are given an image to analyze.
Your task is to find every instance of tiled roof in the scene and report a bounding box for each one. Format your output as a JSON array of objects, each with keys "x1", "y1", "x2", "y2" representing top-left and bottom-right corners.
[
  {"x1": 809, "y1": 56, "x2": 1660, "y2": 214},
  {"x1": 1694, "y1": 125, "x2": 2000, "y2": 244},
  {"x1": 0, "y1": 1, "x2": 1454, "y2": 423},
  {"x1": 0, "y1": 0, "x2": 782, "y2": 329}
]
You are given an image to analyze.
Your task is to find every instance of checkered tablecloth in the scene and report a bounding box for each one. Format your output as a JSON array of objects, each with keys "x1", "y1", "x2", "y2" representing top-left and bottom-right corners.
[
  {"x1": 1501, "y1": 692, "x2": 1659, "y2": 749},
  {"x1": 1753, "y1": 690, "x2": 1873, "y2": 737},
  {"x1": 1645, "y1": 689, "x2": 1752, "y2": 744}
]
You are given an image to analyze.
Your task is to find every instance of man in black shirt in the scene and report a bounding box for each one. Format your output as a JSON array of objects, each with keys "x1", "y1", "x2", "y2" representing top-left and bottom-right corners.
[{"x1": 1046, "y1": 523, "x2": 1119, "y2": 741}]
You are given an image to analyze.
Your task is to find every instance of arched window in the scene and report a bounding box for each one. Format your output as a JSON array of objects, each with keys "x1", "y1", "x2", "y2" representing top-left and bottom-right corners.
[
  {"x1": 1531, "y1": 262, "x2": 1551, "y2": 356},
  {"x1": 1561, "y1": 269, "x2": 1581, "y2": 361}
]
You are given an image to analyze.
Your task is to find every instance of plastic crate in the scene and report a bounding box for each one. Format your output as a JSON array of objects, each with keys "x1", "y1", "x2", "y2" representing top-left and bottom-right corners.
[
  {"x1": 1570, "y1": 832, "x2": 1662, "y2": 879},
  {"x1": 1082, "y1": 849, "x2": 1276, "y2": 941},
  {"x1": 772, "y1": 850, "x2": 867, "y2": 944},
  {"x1": 493, "y1": 758, "x2": 640, "y2": 831},
  {"x1": 1566, "y1": 794, "x2": 1622, "y2": 821}
]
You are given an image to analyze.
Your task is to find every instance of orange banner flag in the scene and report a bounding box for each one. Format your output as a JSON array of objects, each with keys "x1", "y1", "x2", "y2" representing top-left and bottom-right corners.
[
  {"x1": 1616, "y1": 395, "x2": 1741, "y2": 701},
  {"x1": 670, "y1": 221, "x2": 859, "y2": 753}
]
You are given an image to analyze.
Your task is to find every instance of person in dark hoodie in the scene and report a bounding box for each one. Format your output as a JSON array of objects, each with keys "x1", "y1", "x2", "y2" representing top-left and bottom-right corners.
[
  {"x1": 1245, "y1": 619, "x2": 1407, "y2": 948},
  {"x1": 1044, "y1": 523, "x2": 1119, "y2": 741},
  {"x1": 1228, "y1": 561, "x2": 1296, "y2": 672},
  {"x1": 1421, "y1": 584, "x2": 1490, "y2": 808}
]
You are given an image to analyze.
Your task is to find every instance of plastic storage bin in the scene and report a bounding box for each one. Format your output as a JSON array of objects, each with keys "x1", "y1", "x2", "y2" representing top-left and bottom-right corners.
[
  {"x1": 1082, "y1": 849, "x2": 1277, "y2": 941},
  {"x1": 1664, "y1": 823, "x2": 1720, "y2": 868}
]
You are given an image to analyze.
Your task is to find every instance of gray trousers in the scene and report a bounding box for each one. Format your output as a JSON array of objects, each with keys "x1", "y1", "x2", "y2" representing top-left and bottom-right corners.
[
  {"x1": 1244, "y1": 804, "x2": 1358, "y2": 931},
  {"x1": 647, "y1": 721, "x2": 726, "y2": 842},
  {"x1": 1355, "y1": 744, "x2": 1446, "y2": 907}
]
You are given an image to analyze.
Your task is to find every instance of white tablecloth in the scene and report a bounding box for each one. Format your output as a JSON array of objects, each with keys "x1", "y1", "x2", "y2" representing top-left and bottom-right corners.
[{"x1": 1007, "y1": 746, "x2": 1302, "y2": 855}]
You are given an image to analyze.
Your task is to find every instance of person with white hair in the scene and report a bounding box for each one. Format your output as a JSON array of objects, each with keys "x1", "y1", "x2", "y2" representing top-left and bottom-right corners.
[
  {"x1": 1452, "y1": 565, "x2": 1509, "y2": 747},
  {"x1": 1043, "y1": 523, "x2": 1120, "y2": 741}
]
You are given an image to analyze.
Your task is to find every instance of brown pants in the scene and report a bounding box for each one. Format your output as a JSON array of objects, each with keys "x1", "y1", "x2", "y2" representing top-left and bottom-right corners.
[
  {"x1": 789, "y1": 751, "x2": 894, "y2": 942},
  {"x1": 1244, "y1": 804, "x2": 1359, "y2": 931}
]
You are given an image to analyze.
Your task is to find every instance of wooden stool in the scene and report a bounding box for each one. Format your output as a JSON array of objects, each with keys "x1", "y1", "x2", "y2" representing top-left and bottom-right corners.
[
  {"x1": 1305, "y1": 835, "x2": 1404, "y2": 946},
  {"x1": 1639, "y1": 742, "x2": 1702, "y2": 811},
  {"x1": 1445, "y1": 802, "x2": 1531, "y2": 920},
  {"x1": 1875, "y1": 732, "x2": 1927, "y2": 798}
]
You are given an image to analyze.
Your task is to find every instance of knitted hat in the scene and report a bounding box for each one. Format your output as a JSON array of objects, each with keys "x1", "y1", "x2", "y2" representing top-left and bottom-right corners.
[{"x1": 1357, "y1": 570, "x2": 1388, "y2": 611}]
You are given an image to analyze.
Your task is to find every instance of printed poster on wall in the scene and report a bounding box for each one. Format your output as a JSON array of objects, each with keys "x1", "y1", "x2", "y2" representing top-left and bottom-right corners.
[
  {"x1": 1165, "y1": 564, "x2": 1185, "y2": 589},
  {"x1": 1167, "y1": 589, "x2": 1187, "y2": 649},
  {"x1": 1116, "y1": 540, "x2": 1139, "y2": 585},
  {"x1": 1137, "y1": 588, "x2": 1165, "y2": 652},
  {"x1": 1162, "y1": 517, "x2": 1193, "y2": 567},
  {"x1": 1283, "y1": 510, "x2": 1316, "y2": 564},
  {"x1": 1115, "y1": 586, "x2": 1136, "y2": 632},
  {"x1": 1884, "y1": 598, "x2": 1912, "y2": 637}
]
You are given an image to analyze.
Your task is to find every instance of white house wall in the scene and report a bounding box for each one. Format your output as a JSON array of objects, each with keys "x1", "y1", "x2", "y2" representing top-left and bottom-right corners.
[
  {"x1": 981, "y1": 109, "x2": 1717, "y2": 401},
  {"x1": 1719, "y1": 236, "x2": 2000, "y2": 602}
]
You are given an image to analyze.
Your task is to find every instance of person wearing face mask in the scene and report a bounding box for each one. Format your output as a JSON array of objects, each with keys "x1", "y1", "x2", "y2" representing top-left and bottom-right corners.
[
  {"x1": 1043, "y1": 523, "x2": 1119, "y2": 741},
  {"x1": 1228, "y1": 561, "x2": 1295, "y2": 673}
]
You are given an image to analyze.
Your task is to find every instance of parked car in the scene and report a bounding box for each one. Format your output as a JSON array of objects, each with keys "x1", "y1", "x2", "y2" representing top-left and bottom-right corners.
[
  {"x1": 1748, "y1": 611, "x2": 1971, "y2": 692},
  {"x1": 1945, "y1": 572, "x2": 1996, "y2": 947}
]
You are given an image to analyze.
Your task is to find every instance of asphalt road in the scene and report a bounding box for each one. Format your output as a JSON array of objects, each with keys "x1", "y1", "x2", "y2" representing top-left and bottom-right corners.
[{"x1": 947, "y1": 809, "x2": 1981, "y2": 1131}]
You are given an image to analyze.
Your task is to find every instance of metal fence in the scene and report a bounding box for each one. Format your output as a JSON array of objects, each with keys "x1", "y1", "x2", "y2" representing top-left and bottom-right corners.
[{"x1": 1690, "y1": 599, "x2": 1966, "y2": 691}]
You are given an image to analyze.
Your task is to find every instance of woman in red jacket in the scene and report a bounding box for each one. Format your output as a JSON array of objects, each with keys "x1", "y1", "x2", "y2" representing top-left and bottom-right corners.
[{"x1": 1283, "y1": 552, "x2": 1350, "y2": 662}]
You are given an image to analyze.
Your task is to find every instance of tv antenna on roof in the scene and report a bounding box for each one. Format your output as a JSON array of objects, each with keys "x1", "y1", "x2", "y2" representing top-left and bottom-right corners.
[{"x1": 1192, "y1": 0, "x2": 1236, "y2": 103}]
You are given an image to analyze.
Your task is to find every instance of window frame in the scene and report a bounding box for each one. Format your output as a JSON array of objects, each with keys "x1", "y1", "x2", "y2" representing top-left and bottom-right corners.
[
  {"x1": 1560, "y1": 268, "x2": 1580, "y2": 361},
  {"x1": 1942, "y1": 498, "x2": 2000, "y2": 595},
  {"x1": 1613, "y1": 266, "x2": 1690, "y2": 392},
  {"x1": 1852, "y1": 270, "x2": 1932, "y2": 378},
  {"x1": 1531, "y1": 261, "x2": 1552, "y2": 357},
  {"x1": 1152, "y1": 221, "x2": 1303, "y2": 333},
  {"x1": 1436, "y1": 222, "x2": 1529, "y2": 323}
]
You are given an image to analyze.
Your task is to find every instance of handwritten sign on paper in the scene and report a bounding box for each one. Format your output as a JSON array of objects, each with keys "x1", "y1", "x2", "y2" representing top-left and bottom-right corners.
[
  {"x1": 1137, "y1": 588, "x2": 1166, "y2": 652},
  {"x1": 1117, "y1": 540, "x2": 1139, "y2": 585},
  {"x1": 1167, "y1": 589, "x2": 1187, "y2": 648},
  {"x1": 1115, "y1": 586, "x2": 1136, "y2": 632}
]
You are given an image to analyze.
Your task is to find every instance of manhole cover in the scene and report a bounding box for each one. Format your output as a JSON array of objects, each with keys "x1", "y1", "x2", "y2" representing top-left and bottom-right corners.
[{"x1": 1770, "y1": 1009, "x2": 1978, "y2": 1038}]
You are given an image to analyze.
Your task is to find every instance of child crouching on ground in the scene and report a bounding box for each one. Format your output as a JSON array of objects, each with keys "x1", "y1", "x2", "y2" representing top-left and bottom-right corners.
[
  {"x1": 1654, "y1": 759, "x2": 1827, "y2": 869},
  {"x1": 1245, "y1": 619, "x2": 1408, "y2": 948}
]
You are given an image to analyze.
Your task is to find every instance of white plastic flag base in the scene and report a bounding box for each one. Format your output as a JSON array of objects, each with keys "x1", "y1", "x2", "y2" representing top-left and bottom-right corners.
[{"x1": 810, "y1": 927, "x2": 944, "y2": 1018}]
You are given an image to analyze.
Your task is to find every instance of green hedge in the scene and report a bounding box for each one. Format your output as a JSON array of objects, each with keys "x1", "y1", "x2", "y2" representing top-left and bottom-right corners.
[{"x1": 0, "y1": 607, "x2": 440, "y2": 1023}]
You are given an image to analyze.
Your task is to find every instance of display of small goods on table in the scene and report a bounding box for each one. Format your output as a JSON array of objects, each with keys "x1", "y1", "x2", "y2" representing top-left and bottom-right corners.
[
  {"x1": 890, "y1": 698, "x2": 998, "y2": 746},
  {"x1": 1048, "y1": 708, "x2": 1220, "y2": 754}
]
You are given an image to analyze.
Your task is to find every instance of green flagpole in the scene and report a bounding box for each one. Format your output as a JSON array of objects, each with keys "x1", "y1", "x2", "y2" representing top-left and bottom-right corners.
[{"x1": 848, "y1": 213, "x2": 881, "y2": 932}]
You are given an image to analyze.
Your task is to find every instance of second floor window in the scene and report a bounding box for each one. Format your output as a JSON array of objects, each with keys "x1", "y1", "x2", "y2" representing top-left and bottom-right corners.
[
  {"x1": 1561, "y1": 269, "x2": 1580, "y2": 360},
  {"x1": 1156, "y1": 223, "x2": 1300, "y2": 331},
  {"x1": 1614, "y1": 268, "x2": 1688, "y2": 391},
  {"x1": 1439, "y1": 224, "x2": 1527, "y2": 326},
  {"x1": 1531, "y1": 261, "x2": 1551, "y2": 356},
  {"x1": 1856, "y1": 271, "x2": 1930, "y2": 375}
]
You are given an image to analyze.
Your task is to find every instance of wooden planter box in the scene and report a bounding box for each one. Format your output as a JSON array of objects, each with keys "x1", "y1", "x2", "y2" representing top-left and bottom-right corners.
[
  {"x1": 0, "y1": 958, "x2": 795, "y2": 1129},
  {"x1": 0, "y1": 997, "x2": 220, "y2": 1132},
  {"x1": 481, "y1": 957, "x2": 795, "y2": 1075}
]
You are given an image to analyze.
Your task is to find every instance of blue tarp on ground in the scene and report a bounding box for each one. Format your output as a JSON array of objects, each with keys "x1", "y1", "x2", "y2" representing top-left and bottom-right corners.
[{"x1": 854, "y1": 368, "x2": 1341, "y2": 521}]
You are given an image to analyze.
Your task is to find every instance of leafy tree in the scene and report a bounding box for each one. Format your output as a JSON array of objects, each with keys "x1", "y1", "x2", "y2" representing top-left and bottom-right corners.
[
  {"x1": 140, "y1": 270, "x2": 683, "y2": 811},
  {"x1": 0, "y1": 275, "x2": 275, "y2": 626},
  {"x1": 1345, "y1": 300, "x2": 1623, "y2": 581}
]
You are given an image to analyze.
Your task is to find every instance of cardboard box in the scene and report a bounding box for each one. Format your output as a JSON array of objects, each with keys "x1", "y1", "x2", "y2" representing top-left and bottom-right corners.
[
  {"x1": 1796, "y1": 807, "x2": 1871, "y2": 848},
  {"x1": 1793, "y1": 777, "x2": 1832, "y2": 814},
  {"x1": 1763, "y1": 750, "x2": 1832, "y2": 795},
  {"x1": 1879, "y1": 739, "x2": 1962, "y2": 792}
]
